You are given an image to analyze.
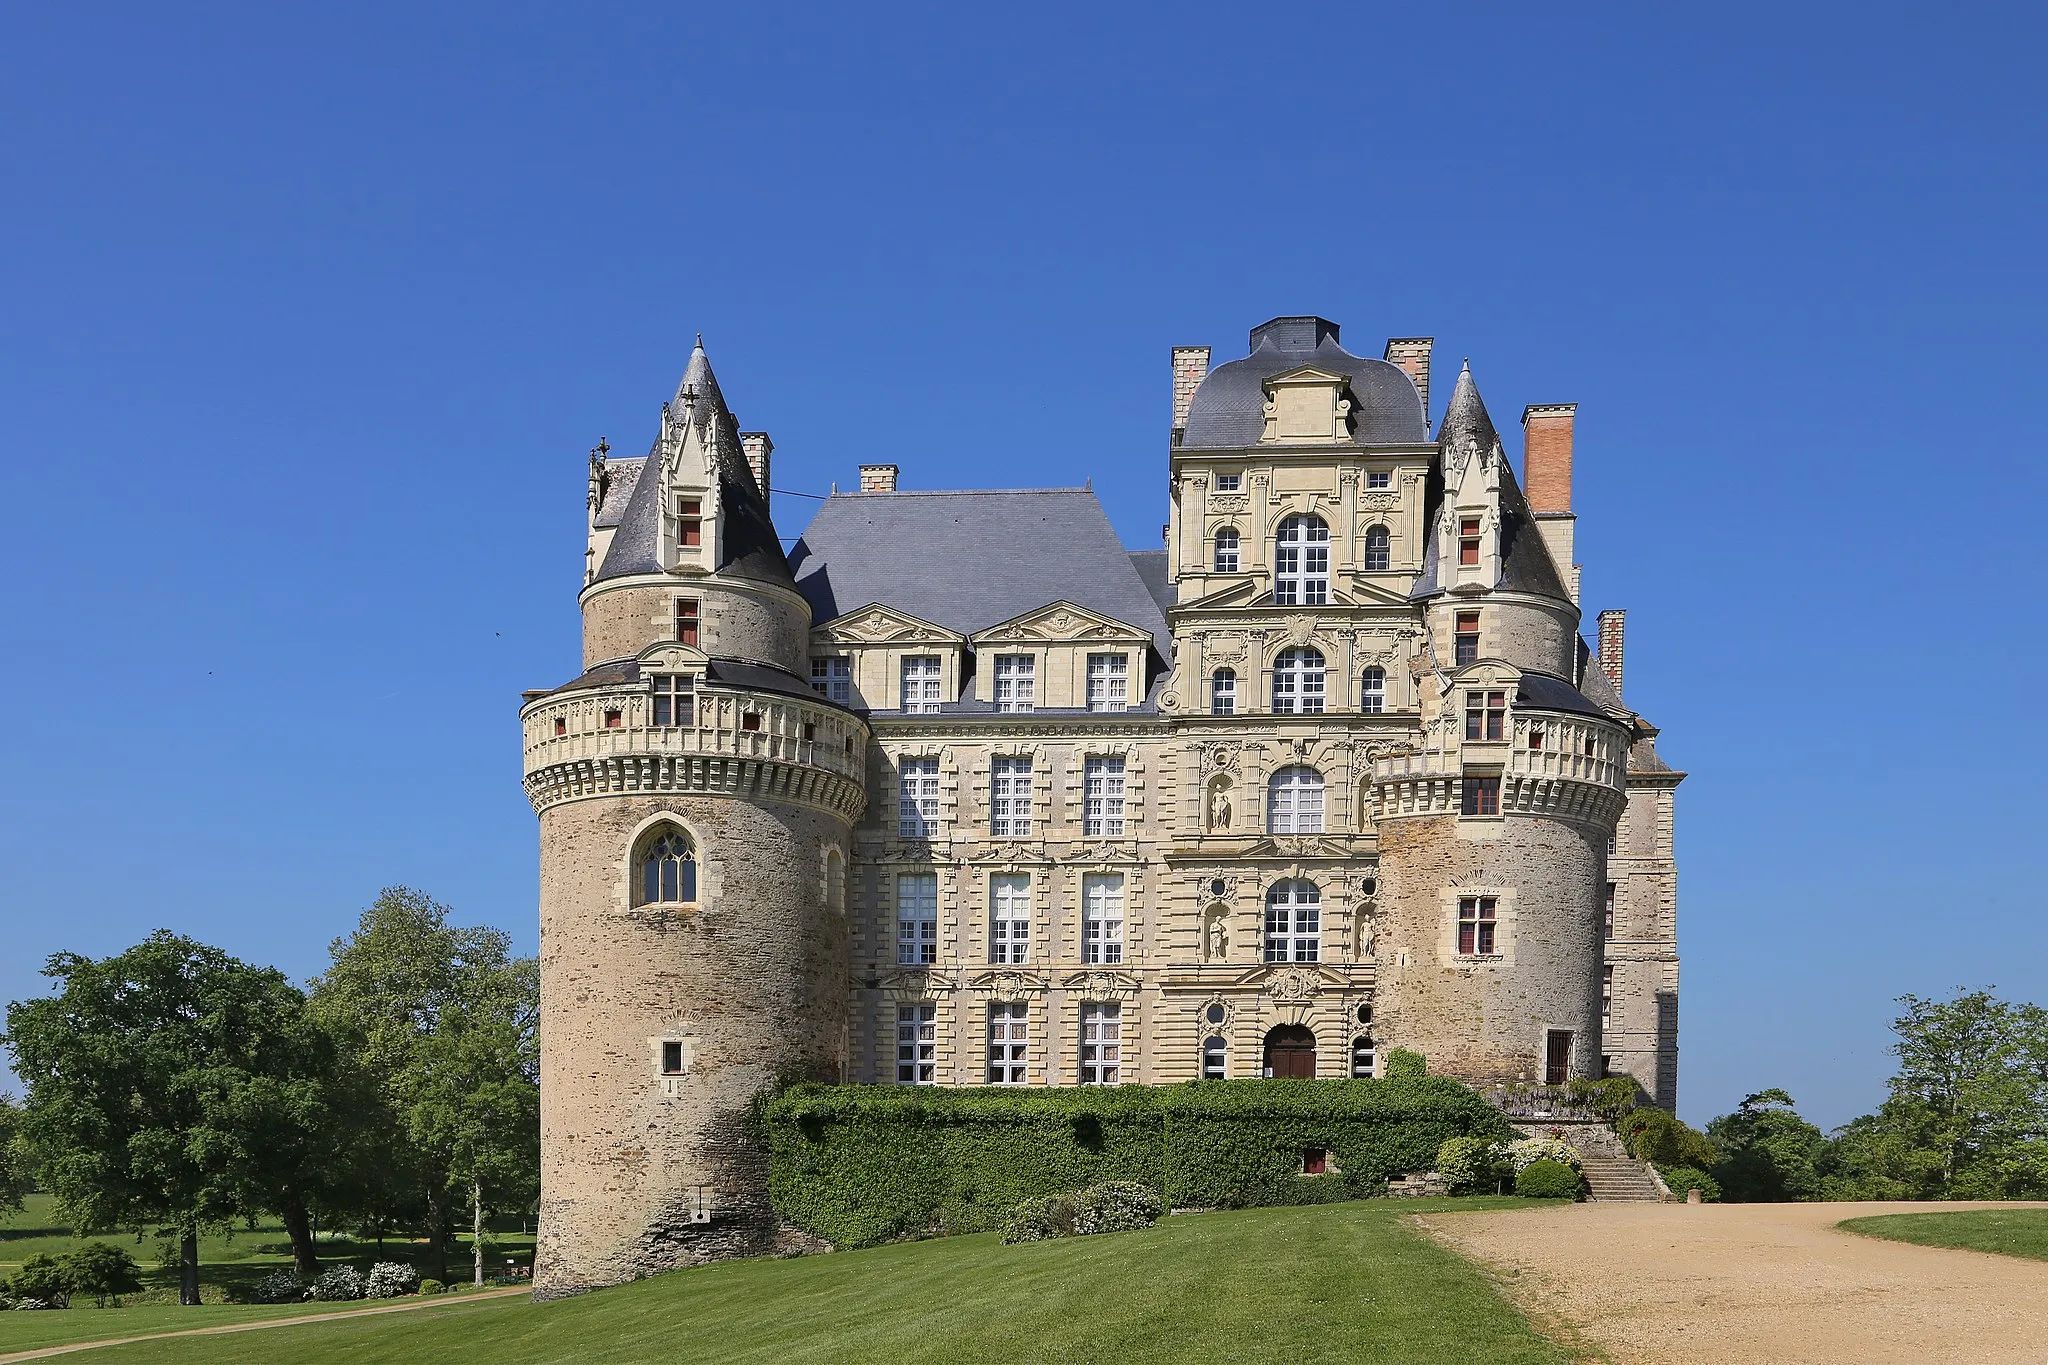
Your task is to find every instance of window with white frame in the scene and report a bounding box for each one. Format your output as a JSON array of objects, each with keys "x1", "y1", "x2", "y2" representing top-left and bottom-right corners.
[
  {"x1": 809, "y1": 657, "x2": 851, "y2": 704},
  {"x1": 990, "y1": 756, "x2": 1032, "y2": 837},
  {"x1": 1272, "y1": 647, "x2": 1326, "y2": 714},
  {"x1": 1364, "y1": 524, "x2": 1391, "y2": 572},
  {"x1": 1274, "y1": 514, "x2": 1330, "y2": 606},
  {"x1": 1079, "y1": 1002, "x2": 1121, "y2": 1085},
  {"x1": 901, "y1": 655, "x2": 943, "y2": 713},
  {"x1": 1267, "y1": 766, "x2": 1326, "y2": 834},
  {"x1": 1082, "y1": 874, "x2": 1125, "y2": 964},
  {"x1": 897, "y1": 758, "x2": 940, "y2": 838},
  {"x1": 1361, "y1": 666, "x2": 1386, "y2": 715},
  {"x1": 993, "y1": 654, "x2": 1035, "y2": 712},
  {"x1": 1214, "y1": 473, "x2": 1241, "y2": 492},
  {"x1": 987, "y1": 1001, "x2": 1028, "y2": 1084},
  {"x1": 1350, "y1": 1035, "x2": 1375, "y2": 1078},
  {"x1": 990, "y1": 873, "x2": 1030, "y2": 964},
  {"x1": 1086, "y1": 654, "x2": 1129, "y2": 712},
  {"x1": 1201, "y1": 1035, "x2": 1227, "y2": 1079},
  {"x1": 896, "y1": 873, "x2": 938, "y2": 965},
  {"x1": 895, "y1": 1003, "x2": 935, "y2": 1084},
  {"x1": 1263, "y1": 880, "x2": 1322, "y2": 963},
  {"x1": 1211, "y1": 668, "x2": 1237, "y2": 715},
  {"x1": 651, "y1": 674, "x2": 695, "y2": 727},
  {"x1": 1213, "y1": 527, "x2": 1240, "y2": 572},
  {"x1": 1366, "y1": 469, "x2": 1392, "y2": 490},
  {"x1": 1083, "y1": 756, "x2": 1126, "y2": 836}
]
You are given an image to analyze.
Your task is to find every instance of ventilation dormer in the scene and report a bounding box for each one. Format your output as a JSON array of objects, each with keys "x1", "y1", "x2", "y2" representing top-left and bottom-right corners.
[{"x1": 1259, "y1": 366, "x2": 1353, "y2": 444}]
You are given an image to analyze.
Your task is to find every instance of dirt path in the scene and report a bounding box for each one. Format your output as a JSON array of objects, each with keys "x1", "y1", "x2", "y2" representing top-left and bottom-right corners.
[
  {"x1": 1419, "y1": 1199, "x2": 2048, "y2": 1365},
  {"x1": 0, "y1": 1286, "x2": 528, "y2": 1362}
]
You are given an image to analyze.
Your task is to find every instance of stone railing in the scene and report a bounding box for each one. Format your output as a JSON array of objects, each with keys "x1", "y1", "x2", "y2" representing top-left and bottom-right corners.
[
  {"x1": 1481, "y1": 1086, "x2": 1611, "y2": 1124},
  {"x1": 1370, "y1": 743, "x2": 1624, "y2": 823},
  {"x1": 519, "y1": 682, "x2": 868, "y2": 820}
]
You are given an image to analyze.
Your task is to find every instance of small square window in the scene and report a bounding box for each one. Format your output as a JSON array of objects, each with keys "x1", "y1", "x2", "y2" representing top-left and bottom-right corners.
[
  {"x1": 802, "y1": 722, "x2": 816, "y2": 741},
  {"x1": 741, "y1": 712, "x2": 762, "y2": 732},
  {"x1": 1214, "y1": 473, "x2": 1241, "y2": 492},
  {"x1": 1302, "y1": 1148, "x2": 1329, "y2": 1176},
  {"x1": 1461, "y1": 774, "x2": 1501, "y2": 817},
  {"x1": 553, "y1": 717, "x2": 566, "y2": 737},
  {"x1": 1366, "y1": 470, "x2": 1391, "y2": 490},
  {"x1": 660, "y1": 1041, "x2": 684, "y2": 1075},
  {"x1": 604, "y1": 709, "x2": 622, "y2": 729}
]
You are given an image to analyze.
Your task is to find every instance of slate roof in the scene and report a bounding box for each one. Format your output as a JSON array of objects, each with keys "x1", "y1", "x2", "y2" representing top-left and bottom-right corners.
[
  {"x1": 592, "y1": 340, "x2": 794, "y2": 589},
  {"x1": 592, "y1": 458, "x2": 645, "y2": 529},
  {"x1": 1514, "y1": 670, "x2": 1608, "y2": 720},
  {"x1": 1410, "y1": 366, "x2": 1574, "y2": 605},
  {"x1": 1181, "y1": 317, "x2": 1428, "y2": 448},
  {"x1": 788, "y1": 488, "x2": 1171, "y2": 652},
  {"x1": 540, "y1": 655, "x2": 835, "y2": 708},
  {"x1": 1128, "y1": 550, "x2": 1175, "y2": 617}
]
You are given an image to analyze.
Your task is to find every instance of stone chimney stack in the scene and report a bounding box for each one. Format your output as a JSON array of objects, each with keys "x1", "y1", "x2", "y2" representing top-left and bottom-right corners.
[
  {"x1": 1522, "y1": 403, "x2": 1580, "y2": 603},
  {"x1": 1598, "y1": 609, "x2": 1626, "y2": 698},
  {"x1": 740, "y1": 432, "x2": 773, "y2": 508},
  {"x1": 1383, "y1": 338, "x2": 1434, "y2": 419},
  {"x1": 1171, "y1": 346, "x2": 1211, "y2": 439},
  {"x1": 859, "y1": 464, "x2": 899, "y2": 493}
]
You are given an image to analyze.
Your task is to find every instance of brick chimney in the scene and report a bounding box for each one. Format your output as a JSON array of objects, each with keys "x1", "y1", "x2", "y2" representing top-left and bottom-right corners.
[
  {"x1": 1383, "y1": 338, "x2": 1434, "y2": 419},
  {"x1": 1171, "y1": 346, "x2": 1210, "y2": 438},
  {"x1": 740, "y1": 432, "x2": 773, "y2": 507},
  {"x1": 1597, "y1": 609, "x2": 1626, "y2": 698},
  {"x1": 858, "y1": 464, "x2": 899, "y2": 493},
  {"x1": 1522, "y1": 403, "x2": 1579, "y2": 602}
]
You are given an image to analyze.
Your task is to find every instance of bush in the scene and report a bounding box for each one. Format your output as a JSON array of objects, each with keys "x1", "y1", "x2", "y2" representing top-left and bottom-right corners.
[
  {"x1": 58, "y1": 1242, "x2": 143, "y2": 1307},
  {"x1": 1383, "y1": 1049, "x2": 1428, "y2": 1079},
  {"x1": 365, "y1": 1262, "x2": 419, "y2": 1298},
  {"x1": 999, "y1": 1181, "x2": 1163, "y2": 1244},
  {"x1": 1516, "y1": 1159, "x2": 1584, "y2": 1200},
  {"x1": 417, "y1": 1278, "x2": 445, "y2": 1296},
  {"x1": 764, "y1": 1076, "x2": 1512, "y2": 1247},
  {"x1": 1564, "y1": 1075, "x2": 1640, "y2": 1122},
  {"x1": 311, "y1": 1265, "x2": 367, "y2": 1301},
  {"x1": 246, "y1": 1268, "x2": 309, "y2": 1304},
  {"x1": 1504, "y1": 1137, "x2": 1582, "y2": 1173},
  {"x1": 1658, "y1": 1165, "x2": 1722, "y2": 1201},
  {"x1": 1620, "y1": 1107, "x2": 1720, "y2": 1169},
  {"x1": 1435, "y1": 1136, "x2": 1507, "y2": 1194},
  {"x1": 9, "y1": 1255, "x2": 70, "y2": 1308}
]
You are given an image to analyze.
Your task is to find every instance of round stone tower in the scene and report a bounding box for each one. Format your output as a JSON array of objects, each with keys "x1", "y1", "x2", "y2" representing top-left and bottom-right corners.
[
  {"x1": 1370, "y1": 366, "x2": 1625, "y2": 1087},
  {"x1": 524, "y1": 341, "x2": 867, "y2": 1299}
]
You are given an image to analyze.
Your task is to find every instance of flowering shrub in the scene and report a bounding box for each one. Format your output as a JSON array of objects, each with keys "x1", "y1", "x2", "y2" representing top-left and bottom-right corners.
[
  {"x1": 248, "y1": 1269, "x2": 309, "y2": 1304},
  {"x1": 999, "y1": 1182, "x2": 1164, "y2": 1244},
  {"x1": 1435, "y1": 1136, "x2": 1508, "y2": 1194},
  {"x1": 364, "y1": 1262, "x2": 419, "y2": 1298},
  {"x1": 1504, "y1": 1137, "x2": 1582, "y2": 1172},
  {"x1": 311, "y1": 1265, "x2": 367, "y2": 1301}
]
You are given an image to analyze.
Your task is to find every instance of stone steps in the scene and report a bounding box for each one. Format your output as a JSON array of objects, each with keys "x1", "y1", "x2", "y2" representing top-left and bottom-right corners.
[{"x1": 1578, "y1": 1156, "x2": 1664, "y2": 1201}]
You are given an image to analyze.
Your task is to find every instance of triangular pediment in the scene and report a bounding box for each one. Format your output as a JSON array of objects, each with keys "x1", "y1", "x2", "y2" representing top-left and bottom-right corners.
[
  {"x1": 972, "y1": 601, "x2": 1150, "y2": 645},
  {"x1": 1176, "y1": 577, "x2": 1268, "y2": 611},
  {"x1": 813, "y1": 603, "x2": 965, "y2": 646},
  {"x1": 1265, "y1": 364, "x2": 1348, "y2": 387}
]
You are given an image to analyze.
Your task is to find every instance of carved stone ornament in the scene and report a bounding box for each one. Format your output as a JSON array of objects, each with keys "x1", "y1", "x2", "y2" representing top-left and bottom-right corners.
[
  {"x1": 990, "y1": 971, "x2": 1029, "y2": 1001},
  {"x1": 1206, "y1": 777, "x2": 1233, "y2": 833},
  {"x1": 1358, "y1": 492, "x2": 1401, "y2": 512},
  {"x1": 1265, "y1": 968, "x2": 1320, "y2": 1003},
  {"x1": 1208, "y1": 493, "x2": 1249, "y2": 514},
  {"x1": 1159, "y1": 690, "x2": 1180, "y2": 712},
  {"x1": 1208, "y1": 744, "x2": 1238, "y2": 772},
  {"x1": 1285, "y1": 616, "x2": 1317, "y2": 648}
]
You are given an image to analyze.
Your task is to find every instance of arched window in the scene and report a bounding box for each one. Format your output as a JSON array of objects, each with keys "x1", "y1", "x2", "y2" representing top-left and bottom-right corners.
[
  {"x1": 825, "y1": 848, "x2": 845, "y2": 914},
  {"x1": 1264, "y1": 880, "x2": 1321, "y2": 963},
  {"x1": 1210, "y1": 668, "x2": 1237, "y2": 715},
  {"x1": 1201, "y1": 1035, "x2": 1227, "y2": 1080},
  {"x1": 1272, "y1": 647, "x2": 1326, "y2": 714},
  {"x1": 1213, "y1": 527, "x2": 1240, "y2": 573},
  {"x1": 1274, "y1": 514, "x2": 1330, "y2": 606},
  {"x1": 1263, "y1": 1023, "x2": 1317, "y2": 1078},
  {"x1": 1361, "y1": 666, "x2": 1386, "y2": 715},
  {"x1": 1363, "y1": 524, "x2": 1391, "y2": 572},
  {"x1": 639, "y1": 828, "x2": 697, "y2": 905},
  {"x1": 1267, "y1": 766, "x2": 1325, "y2": 834},
  {"x1": 1350, "y1": 1035, "x2": 1376, "y2": 1078}
]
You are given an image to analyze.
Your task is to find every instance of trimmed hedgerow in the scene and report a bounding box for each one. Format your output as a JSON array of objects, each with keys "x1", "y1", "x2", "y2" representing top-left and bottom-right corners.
[{"x1": 763, "y1": 1077, "x2": 1512, "y2": 1248}]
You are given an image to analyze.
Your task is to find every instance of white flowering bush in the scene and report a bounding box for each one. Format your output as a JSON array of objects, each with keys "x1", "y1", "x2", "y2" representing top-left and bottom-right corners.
[
  {"x1": 248, "y1": 1268, "x2": 309, "y2": 1304},
  {"x1": 1504, "y1": 1137, "x2": 1582, "y2": 1172},
  {"x1": 998, "y1": 1182, "x2": 1165, "y2": 1244},
  {"x1": 310, "y1": 1265, "x2": 367, "y2": 1301},
  {"x1": 364, "y1": 1262, "x2": 419, "y2": 1299}
]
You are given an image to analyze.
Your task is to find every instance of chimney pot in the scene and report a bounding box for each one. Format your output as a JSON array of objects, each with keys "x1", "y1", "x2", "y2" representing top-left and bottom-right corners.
[
  {"x1": 1171, "y1": 346, "x2": 1211, "y2": 433},
  {"x1": 1382, "y1": 337, "x2": 1434, "y2": 420},
  {"x1": 858, "y1": 464, "x2": 899, "y2": 494},
  {"x1": 1597, "y1": 609, "x2": 1626, "y2": 698}
]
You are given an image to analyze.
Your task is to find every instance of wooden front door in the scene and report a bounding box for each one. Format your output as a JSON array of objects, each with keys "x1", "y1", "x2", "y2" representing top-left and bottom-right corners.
[
  {"x1": 1545, "y1": 1030, "x2": 1574, "y2": 1086},
  {"x1": 1264, "y1": 1025, "x2": 1317, "y2": 1078}
]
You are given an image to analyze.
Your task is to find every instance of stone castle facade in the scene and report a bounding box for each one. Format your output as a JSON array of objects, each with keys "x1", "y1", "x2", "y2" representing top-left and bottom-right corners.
[{"x1": 522, "y1": 316, "x2": 1682, "y2": 1296}]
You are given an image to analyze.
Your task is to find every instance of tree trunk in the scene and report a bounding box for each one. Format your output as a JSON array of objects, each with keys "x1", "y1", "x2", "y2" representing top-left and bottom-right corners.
[
  {"x1": 281, "y1": 1199, "x2": 320, "y2": 1278},
  {"x1": 179, "y1": 1226, "x2": 201, "y2": 1306},
  {"x1": 472, "y1": 1179, "x2": 484, "y2": 1288},
  {"x1": 423, "y1": 1184, "x2": 450, "y2": 1284}
]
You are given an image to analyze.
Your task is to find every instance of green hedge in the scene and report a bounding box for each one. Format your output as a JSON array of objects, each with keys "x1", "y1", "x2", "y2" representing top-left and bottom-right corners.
[{"x1": 763, "y1": 1077, "x2": 1513, "y2": 1247}]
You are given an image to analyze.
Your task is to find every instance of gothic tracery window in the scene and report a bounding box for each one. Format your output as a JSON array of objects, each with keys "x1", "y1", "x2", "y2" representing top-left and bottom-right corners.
[{"x1": 638, "y1": 828, "x2": 697, "y2": 906}]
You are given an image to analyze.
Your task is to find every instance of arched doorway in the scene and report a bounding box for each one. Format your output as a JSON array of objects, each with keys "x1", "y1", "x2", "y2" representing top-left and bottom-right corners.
[{"x1": 1263, "y1": 1024, "x2": 1317, "y2": 1079}]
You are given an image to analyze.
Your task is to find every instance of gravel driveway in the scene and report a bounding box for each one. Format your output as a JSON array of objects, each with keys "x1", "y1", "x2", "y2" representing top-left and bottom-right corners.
[{"x1": 1419, "y1": 1200, "x2": 2048, "y2": 1365}]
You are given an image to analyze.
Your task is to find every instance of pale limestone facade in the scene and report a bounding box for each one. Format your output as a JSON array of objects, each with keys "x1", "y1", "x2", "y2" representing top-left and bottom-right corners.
[{"x1": 524, "y1": 317, "x2": 1682, "y2": 1296}]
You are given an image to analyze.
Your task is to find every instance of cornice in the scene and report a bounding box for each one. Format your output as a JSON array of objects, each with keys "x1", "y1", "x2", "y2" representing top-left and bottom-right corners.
[{"x1": 525, "y1": 751, "x2": 866, "y2": 823}]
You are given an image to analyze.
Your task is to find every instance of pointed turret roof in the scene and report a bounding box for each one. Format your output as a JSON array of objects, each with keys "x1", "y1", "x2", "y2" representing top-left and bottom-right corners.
[
  {"x1": 672, "y1": 334, "x2": 727, "y2": 413},
  {"x1": 1436, "y1": 362, "x2": 1499, "y2": 458}
]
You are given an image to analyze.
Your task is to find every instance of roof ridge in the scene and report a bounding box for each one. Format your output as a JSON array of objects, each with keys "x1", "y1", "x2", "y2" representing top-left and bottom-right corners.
[{"x1": 826, "y1": 486, "x2": 1096, "y2": 499}]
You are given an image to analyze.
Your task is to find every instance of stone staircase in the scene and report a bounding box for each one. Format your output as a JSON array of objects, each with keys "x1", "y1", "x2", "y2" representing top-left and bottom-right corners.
[{"x1": 1579, "y1": 1154, "x2": 1664, "y2": 1202}]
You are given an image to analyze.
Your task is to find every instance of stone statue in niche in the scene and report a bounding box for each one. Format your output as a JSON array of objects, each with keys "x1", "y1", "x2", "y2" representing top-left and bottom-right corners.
[
  {"x1": 1203, "y1": 908, "x2": 1229, "y2": 963},
  {"x1": 1206, "y1": 778, "x2": 1232, "y2": 833}
]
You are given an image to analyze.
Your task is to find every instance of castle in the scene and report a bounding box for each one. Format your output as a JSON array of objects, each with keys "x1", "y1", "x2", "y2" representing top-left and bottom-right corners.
[{"x1": 521, "y1": 316, "x2": 1682, "y2": 1296}]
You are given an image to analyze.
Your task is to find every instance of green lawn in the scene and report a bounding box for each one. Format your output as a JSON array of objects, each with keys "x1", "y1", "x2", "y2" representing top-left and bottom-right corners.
[
  {"x1": 1838, "y1": 1208, "x2": 2048, "y2": 1262},
  {"x1": 32, "y1": 1198, "x2": 1573, "y2": 1365},
  {"x1": 0, "y1": 1194, "x2": 534, "y2": 1306}
]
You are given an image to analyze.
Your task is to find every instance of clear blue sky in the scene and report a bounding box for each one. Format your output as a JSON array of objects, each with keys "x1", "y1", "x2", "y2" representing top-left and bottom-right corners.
[{"x1": 2, "y1": 3, "x2": 2042, "y2": 1130}]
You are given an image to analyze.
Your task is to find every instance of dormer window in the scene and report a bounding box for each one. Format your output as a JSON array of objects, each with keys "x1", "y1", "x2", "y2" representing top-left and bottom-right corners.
[
  {"x1": 1465, "y1": 690, "x2": 1507, "y2": 742},
  {"x1": 901, "y1": 656, "x2": 943, "y2": 713},
  {"x1": 994, "y1": 655, "x2": 1036, "y2": 712},
  {"x1": 1459, "y1": 517, "x2": 1481, "y2": 567},
  {"x1": 1214, "y1": 473, "x2": 1241, "y2": 492},
  {"x1": 810, "y1": 657, "x2": 850, "y2": 704},
  {"x1": 1086, "y1": 654, "x2": 1128, "y2": 713},
  {"x1": 676, "y1": 498, "x2": 702, "y2": 549},
  {"x1": 652, "y1": 674, "x2": 695, "y2": 727}
]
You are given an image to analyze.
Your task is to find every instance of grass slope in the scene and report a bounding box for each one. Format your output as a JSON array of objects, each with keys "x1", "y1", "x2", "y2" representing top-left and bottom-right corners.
[
  {"x1": 1838, "y1": 1208, "x2": 2048, "y2": 1262},
  {"x1": 60, "y1": 1198, "x2": 1569, "y2": 1365}
]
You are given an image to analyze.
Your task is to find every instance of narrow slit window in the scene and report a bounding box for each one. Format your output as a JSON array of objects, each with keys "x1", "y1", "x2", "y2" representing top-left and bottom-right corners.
[
  {"x1": 674, "y1": 599, "x2": 700, "y2": 646},
  {"x1": 1364, "y1": 524, "x2": 1391, "y2": 572},
  {"x1": 1454, "y1": 611, "x2": 1480, "y2": 667},
  {"x1": 1211, "y1": 668, "x2": 1237, "y2": 715}
]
